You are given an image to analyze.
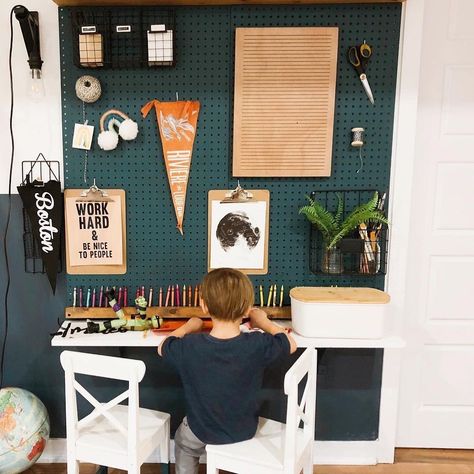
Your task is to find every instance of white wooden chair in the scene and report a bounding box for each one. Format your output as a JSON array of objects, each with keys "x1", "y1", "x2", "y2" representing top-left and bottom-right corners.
[
  {"x1": 206, "y1": 348, "x2": 317, "y2": 474},
  {"x1": 60, "y1": 350, "x2": 170, "y2": 474}
]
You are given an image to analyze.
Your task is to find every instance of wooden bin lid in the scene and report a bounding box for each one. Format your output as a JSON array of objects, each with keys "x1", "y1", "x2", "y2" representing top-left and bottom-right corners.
[{"x1": 289, "y1": 287, "x2": 390, "y2": 304}]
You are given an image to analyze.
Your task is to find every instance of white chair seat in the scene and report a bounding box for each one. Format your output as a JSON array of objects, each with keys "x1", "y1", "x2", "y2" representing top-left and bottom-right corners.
[
  {"x1": 206, "y1": 417, "x2": 307, "y2": 471},
  {"x1": 76, "y1": 405, "x2": 170, "y2": 467}
]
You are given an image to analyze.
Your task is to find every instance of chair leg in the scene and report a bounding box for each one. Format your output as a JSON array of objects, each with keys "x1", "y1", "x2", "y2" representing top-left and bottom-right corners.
[
  {"x1": 67, "y1": 459, "x2": 79, "y2": 474},
  {"x1": 206, "y1": 455, "x2": 219, "y2": 474}
]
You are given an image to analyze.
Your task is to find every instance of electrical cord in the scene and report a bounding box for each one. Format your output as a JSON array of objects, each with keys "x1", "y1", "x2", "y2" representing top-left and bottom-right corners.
[{"x1": 1, "y1": 6, "x2": 21, "y2": 389}]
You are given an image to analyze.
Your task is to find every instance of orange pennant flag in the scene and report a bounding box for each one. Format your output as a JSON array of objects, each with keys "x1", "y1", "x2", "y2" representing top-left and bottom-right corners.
[{"x1": 142, "y1": 99, "x2": 200, "y2": 235}]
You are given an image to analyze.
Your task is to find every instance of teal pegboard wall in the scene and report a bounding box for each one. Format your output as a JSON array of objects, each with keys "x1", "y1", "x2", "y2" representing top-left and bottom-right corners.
[{"x1": 60, "y1": 4, "x2": 401, "y2": 303}]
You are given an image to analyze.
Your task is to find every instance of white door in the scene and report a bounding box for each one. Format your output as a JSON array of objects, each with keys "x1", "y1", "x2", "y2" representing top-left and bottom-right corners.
[{"x1": 396, "y1": 0, "x2": 474, "y2": 448}]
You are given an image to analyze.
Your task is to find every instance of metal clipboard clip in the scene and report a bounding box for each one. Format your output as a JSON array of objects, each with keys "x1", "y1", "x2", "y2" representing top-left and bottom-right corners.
[
  {"x1": 220, "y1": 181, "x2": 254, "y2": 203},
  {"x1": 76, "y1": 179, "x2": 113, "y2": 202}
]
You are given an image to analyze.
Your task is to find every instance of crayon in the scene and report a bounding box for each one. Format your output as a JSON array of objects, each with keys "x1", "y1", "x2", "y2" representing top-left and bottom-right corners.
[
  {"x1": 73, "y1": 287, "x2": 77, "y2": 307},
  {"x1": 165, "y1": 285, "x2": 171, "y2": 307},
  {"x1": 86, "y1": 287, "x2": 91, "y2": 308},
  {"x1": 259, "y1": 285, "x2": 264, "y2": 307},
  {"x1": 194, "y1": 285, "x2": 199, "y2": 307},
  {"x1": 188, "y1": 285, "x2": 192, "y2": 307},
  {"x1": 92, "y1": 287, "x2": 96, "y2": 307},
  {"x1": 159, "y1": 287, "x2": 163, "y2": 307},
  {"x1": 79, "y1": 287, "x2": 83, "y2": 307},
  {"x1": 99, "y1": 286, "x2": 103, "y2": 308},
  {"x1": 183, "y1": 284, "x2": 187, "y2": 307},
  {"x1": 124, "y1": 287, "x2": 128, "y2": 307},
  {"x1": 118, "y1": 287, "x2": 123, "y2": 307},
  {"x1": 176, "y1": 284, "x2": 180, "y2": 307},
  {"x1": 272, "y1": 284, "x2": 277, "y2": 307},
  {"x1": 171, "y1": 285, "x2": 175, "y2": 306},
  {"x1": 279, "y1": 285, "x2": 284, "y2": 307},
  {"x1": 148, "y1": 288, "x2": 153, "y2": 307},
  {"x1": 266, "y1": 285, "x2": 272, "y2": 307}
]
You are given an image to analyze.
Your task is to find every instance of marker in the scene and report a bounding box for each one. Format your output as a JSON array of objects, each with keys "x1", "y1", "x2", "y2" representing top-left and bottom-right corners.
[
  {"x1": 259, "y1": 285, "x2": 264, "y2": 307},
  {"x1": 279, "y1": 285, "x2": 284, "y2": 307},
  {"x1": 159, "y1": 287, "x2": 163, "y2": 307},
  {"x1": 266, "y1": 285, "x2": 273, "y2": 307},
  {"x1": 124, "y1": 286, "x2": 128, "y2": 307},
  {"x1": 92, "y1": 287, "x2": 96, "y2": 307},
  {"x1": 183, "y1": 284, "x2": 187, "y2": 307},
  {"x1": 165, "y1": 285, "x2": 170, "y2": 306},
  {"x1": 72, "y1": 287, "x2": 76, "y2": 307},
  {"x1": 79, "y1": 287, "x2": 83, "y2": 307},
  {"x1": 148, "y1": 288, "x2": 153, "y2": 307}
]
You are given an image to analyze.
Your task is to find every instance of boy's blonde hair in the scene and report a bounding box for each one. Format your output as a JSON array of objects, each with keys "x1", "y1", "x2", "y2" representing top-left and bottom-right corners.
[{"x1": 201, "y1": 268, "x2": 254, "y2": 321}]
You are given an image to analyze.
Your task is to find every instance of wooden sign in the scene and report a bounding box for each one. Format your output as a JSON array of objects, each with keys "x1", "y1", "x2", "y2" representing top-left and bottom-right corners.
[
  {"x1": 64, "y1": 189, "x2": 127, "y2": 274},
  {"x1": 233, "y1": 27, "x2": 339, "y2": 177}
]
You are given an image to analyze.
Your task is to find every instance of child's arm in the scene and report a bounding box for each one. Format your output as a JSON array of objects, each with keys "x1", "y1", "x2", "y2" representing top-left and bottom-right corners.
[
  {"x1": 157, "y1": 317, "x2": 203, "y2": 356},
  {"x1": 249, "y1": 308, "x2": 297, "y2": 354}
]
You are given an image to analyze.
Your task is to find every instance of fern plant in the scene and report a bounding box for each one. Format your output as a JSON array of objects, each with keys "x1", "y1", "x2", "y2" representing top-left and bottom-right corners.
[{"x1": 299, "y1": 191, "x2": 388, "y2": 249}]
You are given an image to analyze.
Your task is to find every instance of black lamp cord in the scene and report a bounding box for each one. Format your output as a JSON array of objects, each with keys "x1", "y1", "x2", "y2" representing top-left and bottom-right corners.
[{"x1": 1, "y1": 6, "x2": 20, "y2": 389}]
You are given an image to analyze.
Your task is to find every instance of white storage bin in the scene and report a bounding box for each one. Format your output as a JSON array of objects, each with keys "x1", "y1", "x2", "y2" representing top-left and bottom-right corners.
[{"x1": 290, "y1": 287, "x2": 390, "y2": 339}]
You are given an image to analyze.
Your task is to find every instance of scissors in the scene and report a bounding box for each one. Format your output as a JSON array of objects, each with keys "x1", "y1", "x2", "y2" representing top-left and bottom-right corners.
[{"x1": 348, "y1": 41, "x2": 374, "y2": 105}]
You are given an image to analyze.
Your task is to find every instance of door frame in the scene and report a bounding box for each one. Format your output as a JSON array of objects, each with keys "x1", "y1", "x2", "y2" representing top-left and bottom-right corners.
[{"x1": 385, "y1": 0, "x2": 426, "y2": 448}]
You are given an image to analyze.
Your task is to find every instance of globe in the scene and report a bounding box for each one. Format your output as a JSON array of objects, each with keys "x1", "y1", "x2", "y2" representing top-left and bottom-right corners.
[{"x1": 0, "y1": 388, "x2": 50, "y2": 473}]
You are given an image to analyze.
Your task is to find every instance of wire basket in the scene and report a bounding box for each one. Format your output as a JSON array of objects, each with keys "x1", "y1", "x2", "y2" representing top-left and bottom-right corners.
[
  {"x1": 307, "y1": 190, "x2": 389, "y2": 276},
  {"x1": 71, "y1": 7, "x2": 175, "y2": 69}
]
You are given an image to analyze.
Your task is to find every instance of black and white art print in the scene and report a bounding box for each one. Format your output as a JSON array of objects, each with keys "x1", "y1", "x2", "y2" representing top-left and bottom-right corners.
[{"x1": 209, "y1": 200, "x2": 267, "y2": 271}]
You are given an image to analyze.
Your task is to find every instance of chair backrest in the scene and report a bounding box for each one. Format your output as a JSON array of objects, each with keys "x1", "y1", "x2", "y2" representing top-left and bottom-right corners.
[
  {"x1": 60, "y1": 350, "x2": 146, "y2": 456},
  {"x1": 283, "y1": 348, "x2": 317, "y2": 471}
]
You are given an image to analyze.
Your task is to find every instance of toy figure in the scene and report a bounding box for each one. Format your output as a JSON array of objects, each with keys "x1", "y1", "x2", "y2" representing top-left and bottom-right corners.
[{"x1": 86, "y1": 287, "x2": 163, "y2": 333}]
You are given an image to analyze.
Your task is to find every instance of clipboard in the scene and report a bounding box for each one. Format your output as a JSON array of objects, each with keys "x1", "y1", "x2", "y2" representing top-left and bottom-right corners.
[
  {"x1": 64, "y1": 187, "x2": 127, "y2": 275},
  {"x1": 208, "y1": 185, "x2": 269, "y2": 275}
]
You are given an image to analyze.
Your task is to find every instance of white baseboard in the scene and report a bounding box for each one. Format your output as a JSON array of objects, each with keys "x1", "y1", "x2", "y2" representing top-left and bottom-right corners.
[{"x1": 39, "y1": 439, "x2": 381, "y2": 465}]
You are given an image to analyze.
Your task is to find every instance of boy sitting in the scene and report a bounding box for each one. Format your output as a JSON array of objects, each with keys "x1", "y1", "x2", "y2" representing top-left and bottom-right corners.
[{"x1": 158, "y1": 267, "x2": 297, "y2": 474}]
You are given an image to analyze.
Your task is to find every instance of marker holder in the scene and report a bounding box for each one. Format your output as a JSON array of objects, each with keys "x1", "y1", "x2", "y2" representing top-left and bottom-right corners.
[{"x1": 65, "y1": 306, "x2": 291, "y2": 320}]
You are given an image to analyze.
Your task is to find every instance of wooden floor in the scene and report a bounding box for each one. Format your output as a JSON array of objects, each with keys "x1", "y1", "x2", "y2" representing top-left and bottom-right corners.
[{"x1": 26, "y1": 449, "x2": 474, "y2": 473}]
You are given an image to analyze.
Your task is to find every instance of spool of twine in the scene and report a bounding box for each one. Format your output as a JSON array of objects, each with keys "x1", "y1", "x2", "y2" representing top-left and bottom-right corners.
[{"x1": 75, "y1": 75, "x2": 102, "y2": 103}]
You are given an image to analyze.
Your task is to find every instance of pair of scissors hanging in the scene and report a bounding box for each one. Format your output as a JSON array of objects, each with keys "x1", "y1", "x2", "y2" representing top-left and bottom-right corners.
[{"x1": 348, "y1": 41, "x2": 374, "y2": 105}]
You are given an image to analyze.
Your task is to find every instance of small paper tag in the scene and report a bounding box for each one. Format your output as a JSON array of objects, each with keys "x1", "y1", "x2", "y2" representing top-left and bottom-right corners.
[
  {"x1": 81, "y1": 25, "x2": 97, "y2": 34},
  {"x1": 72, "y1": 123, "x2": 95, "y2": 150},
  {"x1": 116, "y1": 25, "x2": 131, "y2": 33},
  {"x1": 150, "y1": 24, "x2": 166, "y2": 32}
]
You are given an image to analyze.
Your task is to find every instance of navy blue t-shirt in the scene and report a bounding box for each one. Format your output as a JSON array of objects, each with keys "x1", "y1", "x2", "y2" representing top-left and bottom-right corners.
[{"x1": 161, "y1": 331, "x2": 290, "y2": 444}]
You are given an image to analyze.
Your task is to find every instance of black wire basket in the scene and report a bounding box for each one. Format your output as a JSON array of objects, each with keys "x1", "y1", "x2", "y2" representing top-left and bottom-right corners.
[
  {"x1": 307, "y1": 190, "x2": 389, "y2": 276},
  {"x1": 71, "y1": 7, "x2": 175, "y2": 69}
]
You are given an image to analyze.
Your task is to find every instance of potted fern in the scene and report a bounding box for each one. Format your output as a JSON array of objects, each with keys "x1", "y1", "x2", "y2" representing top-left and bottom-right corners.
[{"x1": 299, "y1": 191, "x2": 388, "y2": 274}]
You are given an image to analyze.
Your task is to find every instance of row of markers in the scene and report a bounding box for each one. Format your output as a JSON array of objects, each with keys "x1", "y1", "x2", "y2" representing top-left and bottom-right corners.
[{"x1": 71, "y1": 284, "x2": 201, "y2": 308}]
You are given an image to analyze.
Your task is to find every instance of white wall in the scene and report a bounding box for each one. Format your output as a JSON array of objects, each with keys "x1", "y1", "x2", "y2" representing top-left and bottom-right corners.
[{"x1": 0, "y1": 0, "x2": 62, "y2": 194}]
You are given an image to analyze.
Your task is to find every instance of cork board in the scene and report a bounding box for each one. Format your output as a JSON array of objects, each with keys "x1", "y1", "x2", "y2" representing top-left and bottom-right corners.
[{"x1": 233, "y1": 27, "x2": 339, "y2": 177}]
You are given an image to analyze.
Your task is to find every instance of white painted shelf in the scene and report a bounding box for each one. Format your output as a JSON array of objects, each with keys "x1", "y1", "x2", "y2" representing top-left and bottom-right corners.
[{"x1": 51, "y1": 320, "x2": 405, "y2": 348}]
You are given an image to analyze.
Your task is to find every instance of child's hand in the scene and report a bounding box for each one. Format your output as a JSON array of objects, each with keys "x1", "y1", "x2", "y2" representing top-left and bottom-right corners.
[{"x1": 249, "y1": 307, "x2": 270, "y2": 329}]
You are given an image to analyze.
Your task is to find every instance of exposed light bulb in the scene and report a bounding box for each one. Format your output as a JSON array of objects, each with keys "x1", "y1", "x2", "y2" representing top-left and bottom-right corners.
[{"x1": 27, "y1": 68, "x2": 44, "y2": 100}]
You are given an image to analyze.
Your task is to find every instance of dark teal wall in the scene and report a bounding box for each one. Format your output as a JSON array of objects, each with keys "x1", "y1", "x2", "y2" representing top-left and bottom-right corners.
[{"x1": 0, "y1": 2, "x2": 400, "y2": 441}]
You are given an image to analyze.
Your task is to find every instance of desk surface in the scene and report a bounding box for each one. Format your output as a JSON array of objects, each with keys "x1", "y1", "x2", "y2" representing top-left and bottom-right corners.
[{"x1": 51, "y1": 320, "x2": 405, "y2": 349}]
